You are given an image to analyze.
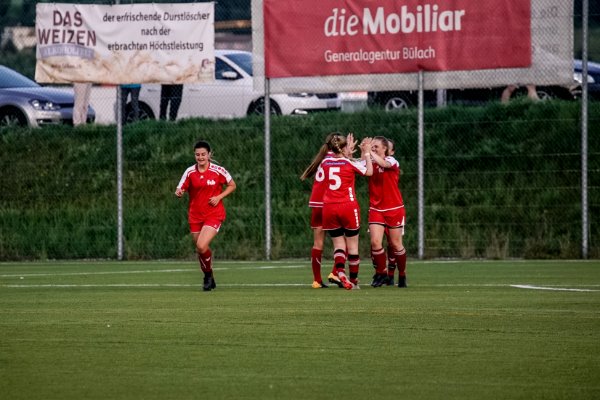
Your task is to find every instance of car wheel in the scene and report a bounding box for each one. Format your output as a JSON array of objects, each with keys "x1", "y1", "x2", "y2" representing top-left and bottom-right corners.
[
  {"x1": 535, "y1": 88, "x2": 556, "y2": 101},
  {"x1": 247, "y1": 98, "x2": 281, "y2": 116},
  {"x1": 0, "y1": 107, "x2": 28, "y2": 127},
  {"x1": 137, "y1": 103, "x2": 155, "y2": 120},
  {"x1": 382, "y1": 93, "x2": 413, "y2": 111}
]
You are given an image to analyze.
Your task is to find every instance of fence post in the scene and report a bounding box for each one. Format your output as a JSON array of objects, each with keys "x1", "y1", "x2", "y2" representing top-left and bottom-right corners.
[
  {"x1": 418, "y1": 71, "x2": 425, "y2": 259},
  {"x1": 264, "y1": 78, "x2": 272, "y2": 260},
  {"x1": 581, "y1": 0, "x2": 589, "y2": 258}
]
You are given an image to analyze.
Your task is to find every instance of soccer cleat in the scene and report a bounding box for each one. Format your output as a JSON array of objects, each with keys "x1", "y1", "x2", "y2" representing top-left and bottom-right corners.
[
  {"x1": 328, "y1": 273, "x2": 344, "y2": 288},
  {"x1": 385, "y1": 276, "x2": 395, "y2": 286},
  {"x1": 371, "y1": 273, "x2": 386, "y2": 288},
  {"x1": 397, "y1": 276, "x2": 407, "y2": 288},
  {"x1": 338, "y1": 272, "x2": 354, "y2": 290},
  {"x1": 203, "y1": 275, "x2": 214, "y2": 291},
  {"x1": 350, "y1": 279, "x2": 361, "y2": 290},
  {"x1": 312, "y1": 281, "x2": 329, "y2": 289}
]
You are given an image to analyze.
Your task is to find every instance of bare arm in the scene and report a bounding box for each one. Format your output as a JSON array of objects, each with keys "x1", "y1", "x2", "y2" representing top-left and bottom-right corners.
[
  {"x1": 209, "y1": 179, "x2": 237, "y2": 206},
  {"x1": 370, "y1": 152, "x2": 392, "y2": 168},
  {"x1": 360, "y1": 137, "x2": 373, "y2": 176}
]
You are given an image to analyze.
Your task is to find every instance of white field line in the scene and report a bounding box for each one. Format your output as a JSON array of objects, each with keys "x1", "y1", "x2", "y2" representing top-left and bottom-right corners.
[
  {"x1": 0, "y1": 265, "x2": 304, "y2": 278},
  {"x1": 510, "y1": 284, "x2": 600, "y2": 292},
  {"x1": 2, "y1": 283, "x2": 308, "y2": 288},
  {"x1": 2, "y1": 282, "x2": 599, "y2": 290}
]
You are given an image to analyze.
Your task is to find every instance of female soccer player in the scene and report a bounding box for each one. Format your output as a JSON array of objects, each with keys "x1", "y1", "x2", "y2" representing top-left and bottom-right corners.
[
  {"x1": 366, "y1": 136, "x2": 408, "y2": 288},
  {"x1": 303, "y1": 133, "x2": 373, "y2": 290},
  {"x1": 175, "y1": 140, "x2": 236, "y2": 291},
  {"x1": 301, "y1": 133, "x2": 357, "y2": 289}
]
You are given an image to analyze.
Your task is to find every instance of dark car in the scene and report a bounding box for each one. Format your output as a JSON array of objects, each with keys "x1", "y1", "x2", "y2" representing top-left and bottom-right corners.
[
  {"x1": 367, "y1": 63, "x2": 585, "y2": 111},
  {"x1": 572, "y1": 59, "x2": 600, "y2": 100},
  {"x1": 0, "y1": 65, "x2": 95, "y2": 127}
]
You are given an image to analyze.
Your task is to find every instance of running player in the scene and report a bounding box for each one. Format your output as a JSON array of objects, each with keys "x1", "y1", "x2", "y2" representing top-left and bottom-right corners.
[
  {"x1": 366, "y1": 136, "x2": 408, "y2": 288},
  {"x1": 304, "y1": 133, "x2": 373, "y2": 290},
  {"x1": 175, "y1": 140, "x2": 236, "y2": 291}
]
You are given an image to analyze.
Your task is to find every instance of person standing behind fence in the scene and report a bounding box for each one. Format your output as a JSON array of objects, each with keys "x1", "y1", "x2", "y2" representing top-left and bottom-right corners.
[
  {"x1": 120, "y1": 83, "x2": 141, "y2": 124},
  {"x1": 175, "y1": 140, "x2": 236, "y2": 292},
  {"x1": 366, "y1": 136, "x2": 408, "y2": 288},
  {"x1": 73, "y1": 82, "x2": 92, "y2": 126},
  {"x1": 300, "y1": 133, "x2": 358, "y2": 289},
  {"x1": 160, "y1": 84, "x2": 183, "y2": 121},
  {"x1": 306, "y1": 133, "x2": 372, "y2": 290}
]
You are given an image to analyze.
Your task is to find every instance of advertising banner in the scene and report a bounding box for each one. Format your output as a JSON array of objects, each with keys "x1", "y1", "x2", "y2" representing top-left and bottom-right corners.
[
  {"x1": 264, "y1": 0, "x2": 531, "y2": 78},
  {"x1": 253, "y1": 0, "x2": 573, "y2": 93},
  {"x1": 35, "y1": 3, "x2": 214, "y2": 84}
]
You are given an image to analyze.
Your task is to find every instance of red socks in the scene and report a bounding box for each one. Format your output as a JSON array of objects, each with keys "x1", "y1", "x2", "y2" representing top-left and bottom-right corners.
[
  {"x1": 333, "y1": 249, "x2": 347, "y2": 275},
  {"x1": 311, "y1": 247, "x2": 323, "y2": 282},
  {"x1": 198, "y1": 249, "x2": 212, "y2": 274},
  {"x1": 348, "y1": 254, "x2": 360, "y2": 282},
  {"x1": 371, "y1": 247, "x2": 387, "y2": 274},
  {"x1": 395, "y1": 247, "x2": 407, "y2": 277}
]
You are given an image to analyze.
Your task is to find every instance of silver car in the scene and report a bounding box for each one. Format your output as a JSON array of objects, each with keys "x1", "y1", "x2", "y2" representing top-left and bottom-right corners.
[
  {"x1": 0, "y1": 65, "x2": 95, "y2": 127},
  {"x1": 131, "y1": 50, "x2": 341, "y2": 120}
]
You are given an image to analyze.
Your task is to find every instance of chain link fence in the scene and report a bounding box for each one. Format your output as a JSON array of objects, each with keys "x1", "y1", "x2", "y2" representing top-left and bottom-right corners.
[{"x1": 0, "y1": 1, "x2": 599, "y2": 260}]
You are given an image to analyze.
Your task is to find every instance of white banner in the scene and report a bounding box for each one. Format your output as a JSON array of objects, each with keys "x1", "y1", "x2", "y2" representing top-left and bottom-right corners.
[
  {"x1": 35, "y1": 3, "x2": 214, "y2": 84},
  {"x1": 252, "y1": 0, "x2": 573, "y2": 93}
]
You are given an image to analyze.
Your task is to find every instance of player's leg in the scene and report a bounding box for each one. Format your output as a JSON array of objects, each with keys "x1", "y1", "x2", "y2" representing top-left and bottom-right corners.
[
  {"x1": 369, "y1": 223, "x2": 388, "y2": 287},
  {"x1": 388, "y1": 226, "x2": 407, "y2": 288},
  {"x1": 311, "y1": 227, "x2": 328, "y2": 288},
  {"x1": 385, "y1": 228, "x2": 396, "y2": 285},
  {"x1": 195, "y1": 224, "x2": 220, "y2": 291},
  {"x1": 330, "y1": 232, "x2": 352, "y2": 289},
  {"x1": 345, "y1": 231, "x2": 361, "y2": 289},
  {"x1": 310, "y1": 208, "x2": 327, "y2": 288},
  {"x1": 322, "y1": 205, "x2": 344, "y2": 288}
]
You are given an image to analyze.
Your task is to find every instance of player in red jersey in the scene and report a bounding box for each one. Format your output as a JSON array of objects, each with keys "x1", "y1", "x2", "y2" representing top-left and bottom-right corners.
[
  {"x1": 366, "y1": 136, "x2": 408, "y2": 288},
  {"x1": 304, "y1": 133, "x2": 373, "y2": 290},
  {"x1": 175, "y1": 140, "x2": 236, "y2": 291},
  {"x1": 301, "y1": 133, "x2": 357, "y2": 289}
]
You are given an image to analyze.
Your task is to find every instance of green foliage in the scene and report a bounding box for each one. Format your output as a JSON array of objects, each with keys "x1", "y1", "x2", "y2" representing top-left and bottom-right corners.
[
  {"x1": 1, "y1": 260, "x2": 599, "y2": 399},
  {"x1": 0, "y1": 101, "x2": 599, "y2": 260}
]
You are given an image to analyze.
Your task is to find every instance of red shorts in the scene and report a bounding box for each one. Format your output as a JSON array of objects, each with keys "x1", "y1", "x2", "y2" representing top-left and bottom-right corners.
[
  {"x1": 310, "y1": 207, "x2": 323, "y2": 229},
  {"x1": 189, "y1": 218, "x2": 223, "y2": 233},
  {"x1": 322, "y1": 202, "x2": 361, "y2": 231},
  {"x1": 368, "y1": 207, "x2": 405, "y2": 228}
]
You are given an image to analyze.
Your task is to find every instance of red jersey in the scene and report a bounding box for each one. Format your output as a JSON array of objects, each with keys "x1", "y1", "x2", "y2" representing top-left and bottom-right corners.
[
  {"x1": 308, "y1": 152, "x2": 334, "y2": 208},
  {"x1": 368, "y1": 156, "x2": 404, "y2": 211},
  {"x1": 320, "y1": 155, "x2": 368, "y2": 204},
  {"x1": 177, "y1": 162, "x2": 232, "y2": 223}
]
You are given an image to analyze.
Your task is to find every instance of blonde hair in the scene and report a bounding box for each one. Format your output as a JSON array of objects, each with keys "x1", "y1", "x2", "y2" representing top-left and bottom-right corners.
[
  {"x1": 373, "y1": 136, "x2": 390, "y2": 156},
  {"x1": 300, "y1": 133, "x2": 346, "y2": 180}
]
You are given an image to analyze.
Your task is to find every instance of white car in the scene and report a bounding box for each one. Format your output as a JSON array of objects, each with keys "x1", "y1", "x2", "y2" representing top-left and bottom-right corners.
[
  {"x1": 129, "y1": 50, "x2": 341, "y2": 120},
  {"x1": 0, "y1": 65, "x2": 95, "y2": 127}
]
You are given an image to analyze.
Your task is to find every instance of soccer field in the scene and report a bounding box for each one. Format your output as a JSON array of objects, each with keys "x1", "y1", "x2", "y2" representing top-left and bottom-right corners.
[{"x1": 1, "y1": 260, "x2": 599, "y2": 400}]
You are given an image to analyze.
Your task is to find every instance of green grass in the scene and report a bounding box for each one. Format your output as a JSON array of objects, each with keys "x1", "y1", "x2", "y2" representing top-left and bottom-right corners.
[{"x1": 1, "y1": 260, "x2": 599, "y2": 399}]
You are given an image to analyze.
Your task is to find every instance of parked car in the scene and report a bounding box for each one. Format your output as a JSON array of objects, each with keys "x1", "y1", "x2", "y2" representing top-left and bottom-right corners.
[
  {"x1": 572, "y1": 59, "x2": 600, "y2": 100},
  {"x1": 0, "y1": 65, "x2": 95, "y2": 127},
  {"x1": 129, "y1": 50, "x2": 341, "y2": 121},
  {"x1": 367, "y1": 61, "x2": 592, "y2": 111}
]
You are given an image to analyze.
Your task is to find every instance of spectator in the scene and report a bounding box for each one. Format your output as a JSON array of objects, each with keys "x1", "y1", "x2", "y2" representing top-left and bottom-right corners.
[
  {"x1": 501, "y1": 84, "x2": 539, "y2": 103},
  {"x1": 120, "y1": 83, "x2": 141, "y2": 124},
  {"x1": 160, "y1": 84, "x2": 183, "y2": 121}
]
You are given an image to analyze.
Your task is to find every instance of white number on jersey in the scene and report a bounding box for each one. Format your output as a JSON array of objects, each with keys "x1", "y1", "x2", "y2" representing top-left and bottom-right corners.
[{"x1": 328, "y1": 167, "x2": 341, "y2": 190}]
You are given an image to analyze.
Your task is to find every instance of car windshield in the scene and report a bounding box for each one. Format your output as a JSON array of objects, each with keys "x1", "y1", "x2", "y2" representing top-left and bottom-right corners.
[
  {"x1": 0, "y1": 66, "x2": 40, "y2": 89},
  {"x1": 222, "y1": 53, "x2": 253, "y2": 76}
]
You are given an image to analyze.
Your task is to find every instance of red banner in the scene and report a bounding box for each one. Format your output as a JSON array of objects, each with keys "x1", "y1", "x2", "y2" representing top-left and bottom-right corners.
[{"x1": 263, "y1": 0, "x2": 531, "y2": 78}]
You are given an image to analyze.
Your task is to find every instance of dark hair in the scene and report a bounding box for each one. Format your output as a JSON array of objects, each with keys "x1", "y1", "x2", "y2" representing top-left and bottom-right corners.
[{"x1": 194, "y1": 140, "x2": 211, "y2": 153}]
